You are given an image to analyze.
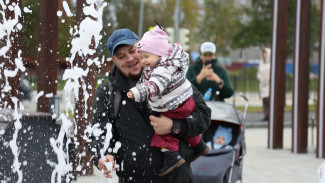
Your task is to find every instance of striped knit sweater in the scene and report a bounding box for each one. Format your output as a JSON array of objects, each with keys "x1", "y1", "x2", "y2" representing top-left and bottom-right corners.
[{"x1": 130, "y1": 43, "x2": 193, "y2": 112}]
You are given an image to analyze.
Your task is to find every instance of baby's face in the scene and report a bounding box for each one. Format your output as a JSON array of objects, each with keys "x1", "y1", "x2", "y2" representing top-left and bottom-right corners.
[
  {"x1": 216, "y1": 135, "x2": 225, "y2": 145},
  {"x1": 139, "y1": 51, "x2": 160, "y2": 68}
]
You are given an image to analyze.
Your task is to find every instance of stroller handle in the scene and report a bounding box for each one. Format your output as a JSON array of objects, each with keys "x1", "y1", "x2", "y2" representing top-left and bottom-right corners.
[
  {"x1": 238, "y1": 92, "x2": 248, "y2": 102},
  {"x1": 238, "y1": 92, "x2": 249, "y2": 120},
  {"x1": 238, "y1": 92, "x2": 249, "y2": 137}
]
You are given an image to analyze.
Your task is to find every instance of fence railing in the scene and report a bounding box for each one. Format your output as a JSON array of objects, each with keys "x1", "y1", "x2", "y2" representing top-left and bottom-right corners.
[{"x1": 228, "y1": 71, "x2": 318, "y2": 106}]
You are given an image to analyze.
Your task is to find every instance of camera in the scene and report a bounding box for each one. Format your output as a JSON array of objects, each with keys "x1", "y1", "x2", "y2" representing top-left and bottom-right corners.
[
  {"x1": 205, "y1": 60, "x2": 213, "y2": 69},
  {"x1": 205, "y1": 60, "x2": 213, "y2": 66}
]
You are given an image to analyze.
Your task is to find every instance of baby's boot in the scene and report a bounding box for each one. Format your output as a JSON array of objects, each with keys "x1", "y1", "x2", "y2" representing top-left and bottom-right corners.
[{"x1": 158, "y1": 151, "x2": 185, "y2": 176}]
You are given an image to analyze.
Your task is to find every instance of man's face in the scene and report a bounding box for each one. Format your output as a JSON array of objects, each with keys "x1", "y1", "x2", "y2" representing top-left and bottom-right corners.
[
  {"x1": 112, "y1": 43, "x2": 143, "y2": 79},
  {"x1": 262, "y1": 50, "x2": 267, "y2": 60},
  {"x1": 200, "y1": 52, "x2": 215, "y2": 65}
]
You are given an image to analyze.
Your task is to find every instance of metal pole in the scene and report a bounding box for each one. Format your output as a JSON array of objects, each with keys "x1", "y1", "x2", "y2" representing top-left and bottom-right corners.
[
  {"x1": 269, "y1": 0, "x2": 289, "y2": 149},
  {"x1": 174, "y1": 0, "x2": 180, "y2": 42},
  {"x1": 317, "y1": 0, "x2": 325, "y2": 158},
  {"x1": 37, "y1": 0, "x2": 58, "y2": 112},
  {"x1": 138, "y1": 0, "x2": 144, "y2": 38},
  {"x1": 292, "y1": 0, "x2": 311, "y2": 154}
]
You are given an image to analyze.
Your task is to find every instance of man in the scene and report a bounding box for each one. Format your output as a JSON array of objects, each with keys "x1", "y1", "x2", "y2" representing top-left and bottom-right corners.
[
  {"x1": 186, "y1": 42, "x2": 234, "y2": 101},
  {"x1": 87, "y1": 28, "x2": 211, "y2": 182}
]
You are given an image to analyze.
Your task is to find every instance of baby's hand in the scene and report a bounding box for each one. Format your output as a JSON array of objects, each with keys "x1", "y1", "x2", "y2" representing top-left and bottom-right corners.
[{"x1": 127, "y1": 91, "x2": 134, "y2": 99}]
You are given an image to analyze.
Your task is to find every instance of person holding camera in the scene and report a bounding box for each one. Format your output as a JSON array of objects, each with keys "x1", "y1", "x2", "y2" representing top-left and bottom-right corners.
[{"x1": 186, "y1": 42, "x2": 234, "y2": 102}]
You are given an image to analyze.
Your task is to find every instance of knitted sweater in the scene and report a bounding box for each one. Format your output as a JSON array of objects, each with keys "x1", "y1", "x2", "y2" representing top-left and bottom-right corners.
[{"x1": 130, "y1": 43, "x2": 193, "y2": 112}]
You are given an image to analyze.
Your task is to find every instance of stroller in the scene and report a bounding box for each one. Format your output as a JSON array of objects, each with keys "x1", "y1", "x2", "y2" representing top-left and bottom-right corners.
[{"x1": 191, "y1": 94, "x2": 248, "y2": 183}]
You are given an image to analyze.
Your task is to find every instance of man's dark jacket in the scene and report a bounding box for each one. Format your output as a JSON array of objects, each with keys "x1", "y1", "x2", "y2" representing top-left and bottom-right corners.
[{"x1": 87, "y1": 65, "x2": 211, "y2": 183}]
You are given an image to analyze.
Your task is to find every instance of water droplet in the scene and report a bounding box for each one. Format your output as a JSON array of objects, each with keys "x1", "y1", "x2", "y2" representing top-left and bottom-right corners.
[{"x1": 57, "y1": 11, "x2": 63, "y2": 17}]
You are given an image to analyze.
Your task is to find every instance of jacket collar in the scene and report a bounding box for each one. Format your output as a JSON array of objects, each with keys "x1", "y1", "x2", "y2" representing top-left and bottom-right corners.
[{"x1": 109, "y1": 65, "x2": 139, "y2": 92}]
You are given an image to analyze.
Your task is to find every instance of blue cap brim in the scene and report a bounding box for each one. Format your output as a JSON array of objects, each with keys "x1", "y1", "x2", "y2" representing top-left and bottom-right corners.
[{"x1": 111, "y1": 39, "x2": 137, "y2": 56}]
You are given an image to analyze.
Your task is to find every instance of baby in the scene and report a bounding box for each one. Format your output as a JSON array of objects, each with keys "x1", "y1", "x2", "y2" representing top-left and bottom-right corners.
[
  {"x1": 207, "y1": 126, "x2": 233, "y2": 149},
  {"x1": 127, "y1": 25, "x2": 209, "y2": 176}
]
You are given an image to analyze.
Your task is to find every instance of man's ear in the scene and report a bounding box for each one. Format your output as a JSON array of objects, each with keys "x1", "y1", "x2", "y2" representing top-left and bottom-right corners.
[{"x1": 111, "y1": 56, "x2": 117, "y2": 64}]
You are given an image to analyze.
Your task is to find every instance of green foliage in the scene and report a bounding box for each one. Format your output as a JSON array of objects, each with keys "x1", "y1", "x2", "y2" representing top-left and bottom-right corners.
[
  {"x1": 196, "y1": 0, "x2": 242, "y2": 56},
  {"x1": 229, "y1": 67, "x2": 259, "y2": 92},
  {"x1": 310, "y1": 2, "x2": 321, "y2": 52},
  {"x1": 232, "y1": 0, "x2": 320, "y2": 56},
  {"x1": 21, "y1": 0, "x2": 39, "y2": 59},
  {"x1": 99, "y1": 0, "x2": 199, "y2": 57},
  {"x1": 232, "y1": 0, "x2": 273, "y2": 48},
  {"x1": 21, "y1": 0, "x2": 74, "y2": 60},
  {"x1": 58, "y1": 12, "x2": 74, "y2": 58}
]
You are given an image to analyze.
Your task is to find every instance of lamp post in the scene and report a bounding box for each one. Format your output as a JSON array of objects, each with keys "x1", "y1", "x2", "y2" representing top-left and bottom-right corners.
[
  {"x1": 138, "y1": 0, "x2": 144, "y2": 38},
  {"x1": 174, "y1": 0, "x2": 180, "y2": 42}
]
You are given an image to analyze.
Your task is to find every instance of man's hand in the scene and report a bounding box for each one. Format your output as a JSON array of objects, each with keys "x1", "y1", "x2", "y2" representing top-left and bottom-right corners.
[
  {"x1": 149, "y1": 115, "x2": 173, "y2": 135},
  {"x1": 196, "y1": 64, "x2": 213, "y2": 84},
  {"x1": 98, "y1": 155, "x2": 115, "y2": 178},
  {"x1": 207, "y1": 72, "x2": 224, "y2": 88},
  {"x1": 200, "y1": 64, "x2": 213, "y2": 78}
]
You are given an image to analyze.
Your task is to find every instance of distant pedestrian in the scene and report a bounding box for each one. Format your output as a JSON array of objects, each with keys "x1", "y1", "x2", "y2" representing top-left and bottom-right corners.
[
  {"x1": 186, "y1": 42, "x2": 234, "y2": 101},
  {"x1": 257, "y1": 48, "x2": 271, "y2": 121}
]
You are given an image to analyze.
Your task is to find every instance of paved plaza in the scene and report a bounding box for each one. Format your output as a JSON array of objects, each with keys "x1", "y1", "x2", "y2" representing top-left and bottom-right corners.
[
  {"x1": 74, "y1": 118, "x2": 324, "y2": 183},
  {"x1": 20, "y1": 92, "x2": 324, "y2": 183}
]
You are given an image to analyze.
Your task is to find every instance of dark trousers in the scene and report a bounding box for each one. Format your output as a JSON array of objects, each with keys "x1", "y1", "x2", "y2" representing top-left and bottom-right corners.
[{"x1": 262, "y1": 97, "x2": 270, "y2": 119}]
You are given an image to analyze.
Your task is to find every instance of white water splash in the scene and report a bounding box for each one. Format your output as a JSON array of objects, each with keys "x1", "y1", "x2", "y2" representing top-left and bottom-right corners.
[
  {"x1": 0, "y1": 1, "x2": 24, "y2": 182},
  {"x1": 100, "y1": 123, "x2": 112, "y2": 157},
  {"x1": 2, "y1": 50, "x2": 24, "y2": 94},
  {"x1": 1, "y1": 0, "x2": 120, "y2": 182},
  {"x1": 23, "y1": 7, "x2": 32, "y2": 13},
  {"x1": 104, "y1": 161, "x2": 113, "y2": 183},
  {"x1": 35, "y1": 90, "x2": 44, "y2": 101},
  {"x1": 62, "y1": 1, "x2": 73, "y2": 17},
  {"x1": 48, "y1": 114, "x2": 74, "y2": 183},
  {"x1": 0, "y1": 0, "x2": 21, "y2": 44},
  {"x1": 9, "y1": 98, "x2": 23, "y2": 183},
  {"x1": 49, "y1": 0, "x2": 109, "y2": 182}
]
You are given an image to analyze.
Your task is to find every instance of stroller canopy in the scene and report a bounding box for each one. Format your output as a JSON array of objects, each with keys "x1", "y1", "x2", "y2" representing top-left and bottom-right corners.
[{"x1": 206, "y1": 101, "x2": 240, "y2": 125}]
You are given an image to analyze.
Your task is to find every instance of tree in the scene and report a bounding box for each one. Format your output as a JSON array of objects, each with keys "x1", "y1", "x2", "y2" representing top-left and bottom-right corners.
[
  {"x1": 21, "y1": 0, "x2": 74, "y2": 60},
  {"x1": 232, "y1": 0, "x2": 320, "y2": 57},
  {"x1": 232, "y1": 0, "x2": 273, "y2": 49},
  {"x1": 98, "y1": 0, "x2": 200, "y2": 57},
  {"x1": 21, "y1": 0, "x2": 39, "y2": 59},
  {"x1": 196, "y1": 0, "x2": 242, "y2": 56}
]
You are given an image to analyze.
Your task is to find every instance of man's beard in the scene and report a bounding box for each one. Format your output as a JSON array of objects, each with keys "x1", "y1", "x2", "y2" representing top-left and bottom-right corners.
[{"x1": 127, "y1": 67, "x2": 143, "y2": 80}]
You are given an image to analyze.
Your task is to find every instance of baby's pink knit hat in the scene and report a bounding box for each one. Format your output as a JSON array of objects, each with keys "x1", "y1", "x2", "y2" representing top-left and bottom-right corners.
[{"x1": 138, "y1": 25, "x2": 169, "y2": 56}]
